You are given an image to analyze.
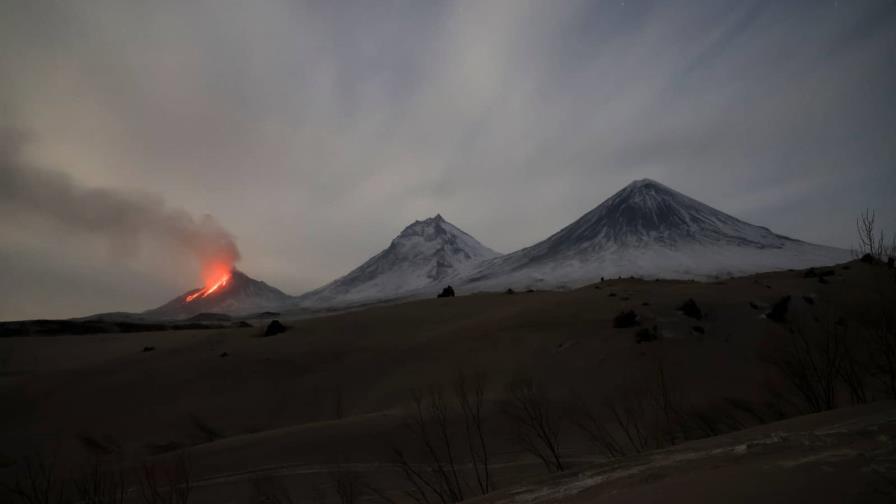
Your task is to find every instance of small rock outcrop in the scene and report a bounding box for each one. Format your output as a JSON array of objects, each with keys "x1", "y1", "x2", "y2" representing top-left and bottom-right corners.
[
  {"x1": 264, "y1": 320, "x2": 287, "y2": 337},
  {"x1": 678, "y1": 299, "x2": 703, "y2": 320},
  {"x1": 437, "y1": 286, "x2": 456, "y2": 298},
  {"x1": 766, "y1": 296, "x2": 791, "y2": 323},
  {"x1": 613, "y1": 310, "x2": 639, "y2": 328}
]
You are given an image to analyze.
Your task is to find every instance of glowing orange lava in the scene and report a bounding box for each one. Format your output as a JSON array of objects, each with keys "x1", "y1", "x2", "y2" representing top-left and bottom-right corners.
[{"x1": 185, "y1": 271, "x2": 232, "y2": 302}]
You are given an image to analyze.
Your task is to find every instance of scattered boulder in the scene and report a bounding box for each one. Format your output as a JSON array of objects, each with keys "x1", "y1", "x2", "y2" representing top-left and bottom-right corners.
[
  {"x1": 526, "y1": 289, "x2": 536, "y2": 293},
  {"x1": 141, "y1": 346, "x2": 155, "y2": 353},
  {"x1": 635, "y1": 326, "x2": 659, "y2": 343},
  {"x1": 437, "y1": 286, "x2": 455, "y2": 298},
  {"x1": 219, "y1": 352, "x2": 229, "y2": 358},
  {"x1": 860, "y1": 253, "x2": 875, "y2": 264},
  {"x1": 608, "y1": 292, "x2": 617, "y2": 297},
  {"x1": 803, "y1": 268, "x2": 818, "y2": 278},
  {"x1": 264, "y1": 320, "x2": 287, "y2": 337},
  {"x1": 678, "y1": 299, "x2": 703, "y2": 320},
  {"x1": 505, "y1": 288, "x2": 515, "y2": 295},
  {"x1": 234, "y1": 321, "x2": 252, "y2": 328},
  {"x1": 765, "y1": 296, "x2": 791, "y2": 323},
  {"x1": 613, "y1": 310, "x2": 639, "y2": 328}
]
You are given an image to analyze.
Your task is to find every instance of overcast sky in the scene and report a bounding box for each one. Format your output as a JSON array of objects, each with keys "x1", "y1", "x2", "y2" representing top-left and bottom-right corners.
[{"x1": 1, "y1": 0, "x2": 894, "y2": 320}]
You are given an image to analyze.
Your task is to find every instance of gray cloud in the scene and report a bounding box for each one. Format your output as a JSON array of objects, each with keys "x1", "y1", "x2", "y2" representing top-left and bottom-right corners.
[{"x1": 1, "y1": 0, "x2": 894, "y2": 319}]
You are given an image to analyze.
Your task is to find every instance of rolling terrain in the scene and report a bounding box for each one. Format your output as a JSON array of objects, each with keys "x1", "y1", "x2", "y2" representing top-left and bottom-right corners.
[{"x1": 2, "y1": 258, "x2": 894, "y2": 503}]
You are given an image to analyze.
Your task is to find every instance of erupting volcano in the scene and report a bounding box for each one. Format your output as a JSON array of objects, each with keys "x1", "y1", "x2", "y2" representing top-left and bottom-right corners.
[
  {"x1": 144, "y1": 267, "x2": 294, "y2": 320},
  {"x1": 185, "y1": 270, "x2": 232, "y2": 302}
]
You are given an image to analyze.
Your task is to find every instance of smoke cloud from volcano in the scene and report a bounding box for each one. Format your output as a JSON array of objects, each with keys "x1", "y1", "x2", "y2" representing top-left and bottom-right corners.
[{"x1": 0, "y1": 131, "x2": 240, "y2": 277}]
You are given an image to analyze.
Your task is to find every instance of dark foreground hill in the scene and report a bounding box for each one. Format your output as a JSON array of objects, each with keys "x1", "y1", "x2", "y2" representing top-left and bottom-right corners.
[{"x1": 1, "y1": 258, "x2": 894, "y2": 503}]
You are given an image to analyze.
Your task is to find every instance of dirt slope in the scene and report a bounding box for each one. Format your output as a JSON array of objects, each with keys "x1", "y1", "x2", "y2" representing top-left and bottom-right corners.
[{"x1": 1, "y1": 259, "x2": 894, "y2": 502}]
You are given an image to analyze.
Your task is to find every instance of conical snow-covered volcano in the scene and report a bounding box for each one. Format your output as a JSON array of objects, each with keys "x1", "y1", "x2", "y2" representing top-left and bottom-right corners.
[
  {"x1": 463, "y1": 179, "x2": 849, "y2": 289},
  {"x1": 297, "y1": 215, "x2": 499, "y2": 307}
]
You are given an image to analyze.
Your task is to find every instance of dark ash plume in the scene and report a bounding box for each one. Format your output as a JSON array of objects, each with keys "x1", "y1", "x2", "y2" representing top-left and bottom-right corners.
[{"x1": 0, "y1": 130, "x2": 240, "y2": 269}]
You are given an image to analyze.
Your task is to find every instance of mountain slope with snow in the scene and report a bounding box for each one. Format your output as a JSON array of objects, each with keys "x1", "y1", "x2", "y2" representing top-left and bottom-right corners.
[
  {"x1": 144, "y1": 269, "x2": 294, "y2": 319},
  {"x1": 297, "y1": 215, "x2": 499, "y2": 307},
  {"x1": 463, "y1": 179, "x2": 850, "y2": 290}
]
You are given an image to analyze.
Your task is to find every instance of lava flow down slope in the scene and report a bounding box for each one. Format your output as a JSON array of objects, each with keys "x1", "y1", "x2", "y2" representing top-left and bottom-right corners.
[{"x1": 143, "y1": 268, "x2": 294, "y2": 320}]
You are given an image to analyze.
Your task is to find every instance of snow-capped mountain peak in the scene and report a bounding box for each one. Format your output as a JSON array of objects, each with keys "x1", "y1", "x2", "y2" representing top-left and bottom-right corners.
[
  {"x1": 463, "y1": 178, "x2": 849, "y2": 289},
  {"x1": 552, "y1": 177, "x2": 786, "y2": 250},
  {"x1": 297, "y1": 215, "x2": 499, "y2": 307}
]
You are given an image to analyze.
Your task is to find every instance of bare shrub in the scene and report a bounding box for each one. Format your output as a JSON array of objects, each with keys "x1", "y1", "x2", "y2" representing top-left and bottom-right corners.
[
  {"x1": 566, "y1": 396, "x2": 626, "y2": 459},
  {"x1": 857, "y1": 209, "x2": 886, "y2": 260},
  {"x1": 390, "y1": 373, "x2": 493, "y2": 503},
  {"x1": 392, "y1": 387, "x2": 465, "y2": 503},
  {"x1": 138, "y1": 452, "x2": 191, "y2": 504},
  {"x1": 2, "y1": 455, "x2": 69, "y2": 504},
  {"x1": 74, "y1": 458, "x2": 128, "y2": 504},
  {"x1": 837, "y1": 324, "x2": 870, "y2": 405},
  {"x1": 604, "y1": 394, "x2": 653, "y2": 453},
  {"x1": 680, "y1": 401, "x2": 746, "y2": 439},
  {"x1": 454, "y1": 373, "x2": 491, "y2": 494},
  {"x1": 502, "y1": 379, "x2": 564, "y2": 472},
  {"x1": 570, "y1": 358, "x2": 687, "y2": 457},
  {"x1": 869, "y1": 322, "x2": 896, "y2": 399},
  {"x1": 249, "y1": 475, "x2": 295, "y2": 504},
  {"x1": 330, "y1": 466, "x2": 364, "y2": 504},
  {"x1": 770, "y1": 323, "x2": 843, "y2": 413}
]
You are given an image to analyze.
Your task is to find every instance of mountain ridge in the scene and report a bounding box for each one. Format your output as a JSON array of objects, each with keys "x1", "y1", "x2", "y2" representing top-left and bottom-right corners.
[{"x1": 136, "y1": 179, "x2": 851, "y2": 314}]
